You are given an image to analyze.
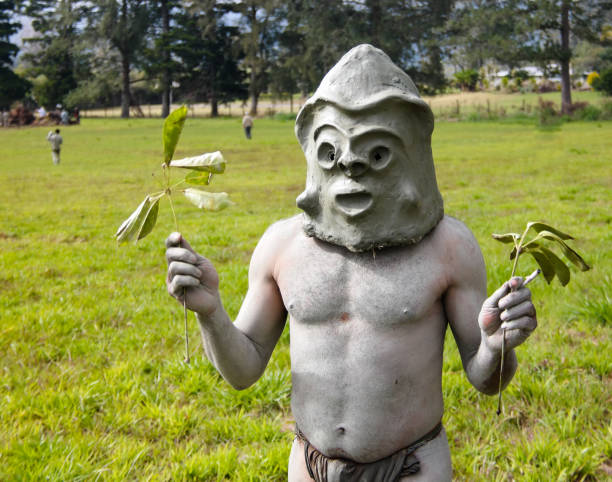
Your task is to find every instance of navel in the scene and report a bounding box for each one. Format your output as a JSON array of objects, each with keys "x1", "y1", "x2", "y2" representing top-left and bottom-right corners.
[{"x1": 340, "y1": 312, "x2": 350, "y2": 322}]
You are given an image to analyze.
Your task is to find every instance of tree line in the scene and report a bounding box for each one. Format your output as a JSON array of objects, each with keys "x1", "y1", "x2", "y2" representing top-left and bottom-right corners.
[{"x1": 1, "y1": 0, "x2": 611, "y2": 117}]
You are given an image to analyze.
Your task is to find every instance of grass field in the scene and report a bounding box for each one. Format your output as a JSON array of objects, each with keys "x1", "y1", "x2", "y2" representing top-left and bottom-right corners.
[{"x1": 0, "y1": 113, "x2": 610, "y2": 480}]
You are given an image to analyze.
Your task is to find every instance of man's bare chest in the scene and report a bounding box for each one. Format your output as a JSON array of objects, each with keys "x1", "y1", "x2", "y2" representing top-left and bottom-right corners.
[{"x1": 276, "y1": 240, "x2": 447, "y2": 328}]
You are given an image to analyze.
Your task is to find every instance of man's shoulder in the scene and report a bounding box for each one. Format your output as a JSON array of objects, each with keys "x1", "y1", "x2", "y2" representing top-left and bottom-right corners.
[
  {"x1": 250, "y1": 215, "x2": 303, "y2": 276},
  {"x1": 428, "y1": 215, "x2": 482, "y2": 259},
  {"x1": 429, "y1": 215, "x2": 485, "y2": 279},
  {"x1": 261, "y1": 215, "x2": 303, "y2": 246},
  {"x1": 433, "y1": 215, "x2": 476, "y2": 241}
]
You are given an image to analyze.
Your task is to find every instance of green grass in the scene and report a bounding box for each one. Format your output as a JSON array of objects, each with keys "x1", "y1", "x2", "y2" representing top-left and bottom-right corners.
[{"x1": 0, "y1": 114, "x2": 610, "y2": 480}]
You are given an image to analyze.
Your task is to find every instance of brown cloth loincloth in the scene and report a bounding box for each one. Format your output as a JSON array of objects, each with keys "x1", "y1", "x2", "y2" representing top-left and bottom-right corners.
[{"x1": 295, "y1": 422, "x2": 442, "y2": 482}]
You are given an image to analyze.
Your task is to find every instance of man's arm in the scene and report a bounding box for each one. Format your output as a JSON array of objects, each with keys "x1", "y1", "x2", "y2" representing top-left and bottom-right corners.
[
  {"x1": 442, "y1": 218, "x2": 537, "y2": 395},
  {"x1": 166, "y1": 223, "x2": 288, "y2": 389}
]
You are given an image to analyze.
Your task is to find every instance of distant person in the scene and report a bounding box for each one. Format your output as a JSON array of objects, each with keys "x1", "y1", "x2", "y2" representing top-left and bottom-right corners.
[
  {"x1": 1, "y1": 110, "x2": 8, "y2": 127},
  {"x1": 37, "y1": 106, "x2": 47, "y2": 119},
  {"x1": 60, "y1": 108, "x2": 69, "y2": 125},
  {"x1": 72, "y1": 107, "x2": 80, "y2": 124},
  {"x1": 242, "y1": 114, "x2": 253, "y2": 139},
  {"x1": 47, "y1": 129, "x2": 63, "y2": 165}
]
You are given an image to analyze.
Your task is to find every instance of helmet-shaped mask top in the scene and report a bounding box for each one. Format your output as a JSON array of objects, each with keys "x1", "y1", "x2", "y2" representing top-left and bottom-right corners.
[{"x1": 295, "y1": 44, "x2": 444, "y2": 252}]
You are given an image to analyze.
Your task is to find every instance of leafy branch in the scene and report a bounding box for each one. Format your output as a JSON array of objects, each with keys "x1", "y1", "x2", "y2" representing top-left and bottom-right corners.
[
  {"x1": 492, "y1": 221, "x2": 590, "y2": 286},
  {"x1": 491, "y1": 221, "x2": 590, "y2": 415},
  {"x1": 115, "y1": 105, "x2": 232, "y2": 362}
]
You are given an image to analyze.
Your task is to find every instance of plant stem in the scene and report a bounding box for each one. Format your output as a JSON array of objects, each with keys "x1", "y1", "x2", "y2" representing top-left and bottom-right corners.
[
  {"x1": 167, "y1": 193, "x2": 190, "y2": 364},
  {"x1": 498, "y1": 226, "x2": 530, "y2": 414},
  {"x1": 497, "y1": 329, "x2": 506, "y2": 415}
]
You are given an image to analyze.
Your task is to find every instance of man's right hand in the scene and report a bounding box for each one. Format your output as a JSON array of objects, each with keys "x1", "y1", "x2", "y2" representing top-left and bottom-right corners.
[{"x1": 165, "y1": 232, "x2": 220, "y2": 317}]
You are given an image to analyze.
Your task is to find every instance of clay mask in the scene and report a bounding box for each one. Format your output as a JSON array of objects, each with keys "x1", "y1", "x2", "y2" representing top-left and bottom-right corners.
[{"x1": 295, "y1": 44, "x2": 444, "y2": 252}]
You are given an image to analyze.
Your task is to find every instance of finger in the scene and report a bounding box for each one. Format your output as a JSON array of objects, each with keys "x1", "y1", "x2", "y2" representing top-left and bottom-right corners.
[
  {"x1": 168, "y1": 261, "x2": 202, "y2": 279},
  {"x1": 508, "y1": 276, "x2": 524, "y2": 292},
  {"x1": 484, "y1": 281, "x2": 510, "y2": 309},
  {"x1": 166, "y1": 247, "x2": 198, "y2": 265},
  {"x1": 500, "y1": 300, "x2": 536, "y2": 322},
  {"x1": 503, "y1": 328, "x2": 531, "y2": 348},
  {"x1": 177, "y1": 235, "x2": 196, "y2": 252},
  {"x1": 165, "y1": 231, "x2": 182, "y2": 248},
  {"x1": 498, "y1": 287, "x2": 532, "y2": 310},
  {"x1": 168, "y1": 274, "x2": 200, "y2": 297},
  {"x1": 501, "y1": 315, "x2": 537, "y2": 333}
]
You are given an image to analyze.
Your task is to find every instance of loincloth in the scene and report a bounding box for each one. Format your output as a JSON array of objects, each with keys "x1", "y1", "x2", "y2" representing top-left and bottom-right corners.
[{"x1": 295, "y1": 422, "x2": 442, "y2": 482}]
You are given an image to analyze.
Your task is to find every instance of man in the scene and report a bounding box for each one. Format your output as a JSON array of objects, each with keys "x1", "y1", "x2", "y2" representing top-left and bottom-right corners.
[
  {"x1": 242, "y1": 113, "x2": 254, "y2": 139},
  {"x1": 47, "y1": 129, "x2": 63, "y2": 165},
  {"x1": 165, "y1": 45, "x2": 537, "y2": 481}
]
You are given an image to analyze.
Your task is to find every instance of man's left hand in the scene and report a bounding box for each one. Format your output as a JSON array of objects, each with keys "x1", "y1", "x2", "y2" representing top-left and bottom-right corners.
[{"x1": 478, "y1": 277, "x2": 537, "y2": 353}]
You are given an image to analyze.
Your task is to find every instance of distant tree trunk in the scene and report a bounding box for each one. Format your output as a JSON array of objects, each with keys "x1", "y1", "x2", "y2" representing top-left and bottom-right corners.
[
  {"x1": 161, "y1": 0, "x2": 170, "y2": 118},
  {"x1": 211, "y1": 90, "x2": 219, "y2": 117},
  {"x1": 121, "y1": 53, "x2": 131, "y2": 118},
  {"x1": 249, "y1": 69, "x2": 258, "y2": 116},
  {"x1": 560, "y1": 0, "x2": 572, "y2": 115}
]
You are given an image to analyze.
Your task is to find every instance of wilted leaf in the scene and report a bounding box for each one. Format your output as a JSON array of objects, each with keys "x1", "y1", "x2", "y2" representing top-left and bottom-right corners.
[
  {"x1": 183, "y1": 189, "x2": 233, "y2": 211},
  {"x1": 115, "y1": 193, "x2": 164, "y2": 243},
  {"x1": 184, "y1": 171, "x2": 213, "y2": 185},
  {"x1": 539, "y1": 246, "x2": 570, "y2": 286},
  {"x1": 530, "y1": 230, "x2": 591, "y2": 271},
  {"x1": 163, "y1": 105, "x2": 188, "y2": 164},
  {"x1": 492, "y1": 233, "x2": 520, "y2": 244},
  {"x1": 169, "y1": 151, "x2": 226, "y2": 173},
  {"x1": 526, "y1": 222, "x2": 573, "y2": 240},
  {"x1": 529, "y1": 250, "x2": 556, "y2": 284}
]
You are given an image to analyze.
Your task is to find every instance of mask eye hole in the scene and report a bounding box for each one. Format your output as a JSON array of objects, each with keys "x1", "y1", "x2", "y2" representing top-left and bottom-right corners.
[
  {"x1": 369, "y1": 146, "x2": 391, "y2": 169},
  {"x1": 317, "y1": 142, "x2": 337, "y2": 169}
]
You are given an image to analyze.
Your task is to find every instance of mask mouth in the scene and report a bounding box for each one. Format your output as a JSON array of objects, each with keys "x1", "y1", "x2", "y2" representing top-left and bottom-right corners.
[{"x1": 332, "y1": 181, "x2": 373, "y2": 218}]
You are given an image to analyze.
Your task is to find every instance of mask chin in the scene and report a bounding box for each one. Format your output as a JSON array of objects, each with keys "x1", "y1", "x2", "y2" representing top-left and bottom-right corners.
[{"x1": 298, "y1": 183, "x2": 444, "y2": 253}]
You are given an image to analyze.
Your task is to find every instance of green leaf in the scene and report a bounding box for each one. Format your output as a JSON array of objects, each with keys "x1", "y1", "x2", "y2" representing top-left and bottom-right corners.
[
  {"x1": 115, "y1": 193, "x2": 164, "y2": 244},
  {"x1": 163, "y1": 105, "x2": 188, "y2": 164},
  {"x1": 169, "y1": 151, "x2": 226, "y2": 173},
  {"x1": 530, "y1": 230, "x2": 591, "y2": 271},
  {"x1": 184, "y1": 171, "x2": 213, "y2": 186},
  {"x1": 539, "y1": 246, "x2": 570, "y2": 286},
  {"x1": 183, "y1": 189, "x2": 233, "y2": 211},
  {"x1": 526, "y1": 222, "x2": 574, "y2": 240},
  {"x1": 492, "y1": 233, "x2": 520, "y2": 244},
  {"x1": 528, "y1": 250, "x2": 556, "y2": 284}
]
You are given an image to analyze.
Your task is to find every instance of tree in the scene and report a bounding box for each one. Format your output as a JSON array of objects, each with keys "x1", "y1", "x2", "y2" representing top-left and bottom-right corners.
[
  {"x1": 275, "y1": 0, "x2": 357, "y2": 99},
  {"x1": 344, "y1": 0, "x2": 455, "y2": 93},
  {"x1": 96, "y1": 0, "x2": 151, "y2": 118},
  {"x1": 0, "y1": 0, "x2": 30, "y2": 108},
  {"x1": 172, "y1": 3, "x2": 247, "y2": 116},
  {"x1": 143, "y1": 0, "x2": 177, "y2": 117},
  {"x1": 21, "y1": 0, "x2": 89, "y2": 108},
  {"x1": 234, "y1": 0, "x2": 281, "y2": 115},
  {"x1": 443, "y1": 0, "x2": 521, "y2": 72}
]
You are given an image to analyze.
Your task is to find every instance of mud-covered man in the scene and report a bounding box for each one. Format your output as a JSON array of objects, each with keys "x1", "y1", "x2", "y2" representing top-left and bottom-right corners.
[{"x1": 165, "y1": 45, "x2": 537, "y2": 481}]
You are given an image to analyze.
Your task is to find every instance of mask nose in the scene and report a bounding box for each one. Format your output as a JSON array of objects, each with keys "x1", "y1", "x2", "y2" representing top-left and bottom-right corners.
[{"x1": 337, "y1": 152, "x2": 369, "y2": 178}]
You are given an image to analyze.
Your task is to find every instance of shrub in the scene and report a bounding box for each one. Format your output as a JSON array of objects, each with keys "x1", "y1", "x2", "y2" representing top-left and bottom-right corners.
[
  {"x1": 569, "y1": 102, "x2": 601, "y2": 121},
  {"x1": 600, "y1": 100, "x2": 612, "y2": 120},
  {"x1": 537, "y1": 97, "x2": 561, "y2": 127},
  {"x1": 593, "y1": 67, "x2": 612, "y2": 96},
  {"x1": 453, "y1": 69, "x2": 480, "y2": 91},
  {"x1": 586, "y1": 71, "x2": 600, "y2": 88}
]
